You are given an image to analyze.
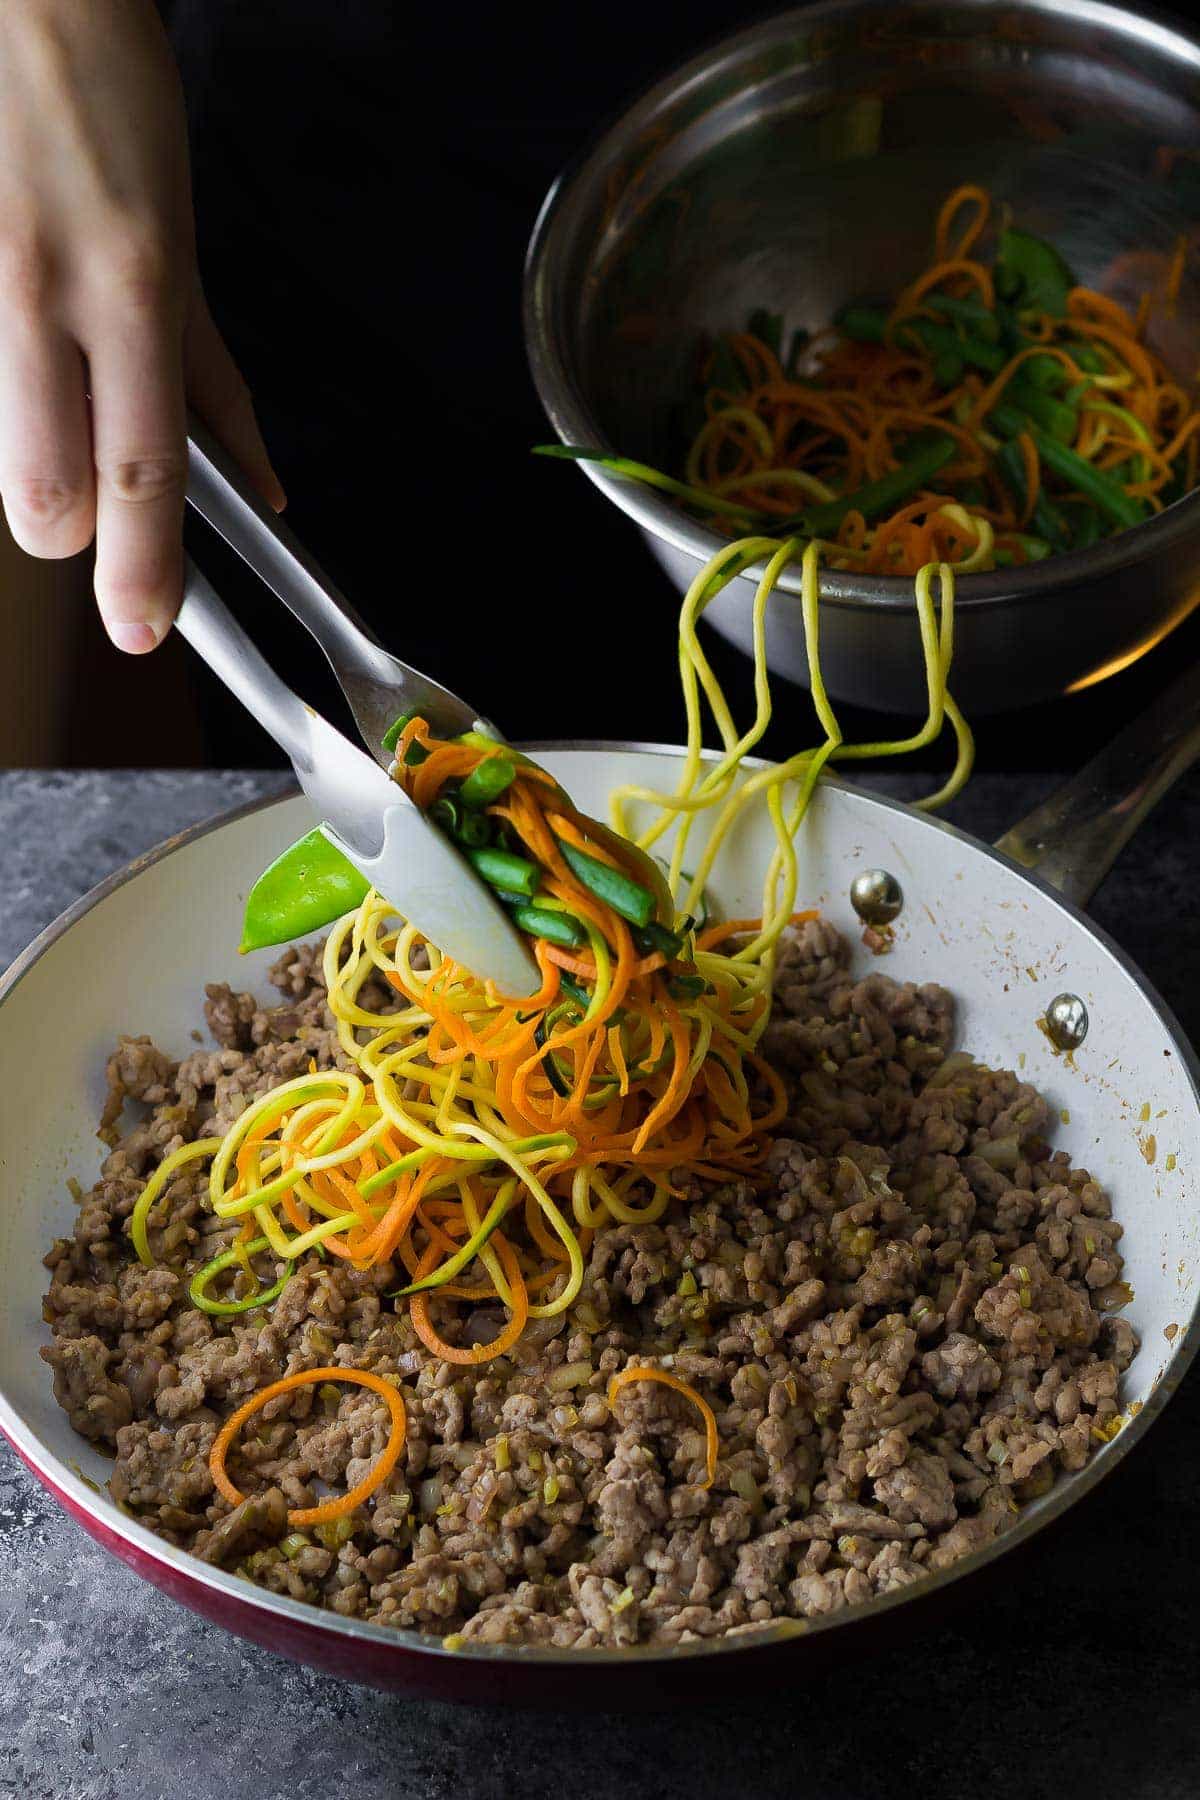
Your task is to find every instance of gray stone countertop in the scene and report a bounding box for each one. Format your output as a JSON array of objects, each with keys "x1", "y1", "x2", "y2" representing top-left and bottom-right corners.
[{"x1": 1, "y1": 769, "x2": 1197, "y2": 1800}]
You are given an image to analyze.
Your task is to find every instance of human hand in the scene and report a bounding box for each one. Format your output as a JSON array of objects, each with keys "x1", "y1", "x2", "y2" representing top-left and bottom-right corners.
[{"x1": 0, "y1": 0, "x2": 284, "y2": 652}]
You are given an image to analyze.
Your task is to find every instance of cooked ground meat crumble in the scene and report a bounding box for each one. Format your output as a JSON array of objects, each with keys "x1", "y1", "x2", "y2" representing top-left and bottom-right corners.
[{"x1": 42, "y1": 920, "x2": 1138, "y2": 1648}]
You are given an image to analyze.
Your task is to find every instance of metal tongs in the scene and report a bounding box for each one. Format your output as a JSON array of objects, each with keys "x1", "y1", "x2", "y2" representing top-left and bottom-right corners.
[{"x1": 177, "y1": 416, "x2": 540, "y2": 996}]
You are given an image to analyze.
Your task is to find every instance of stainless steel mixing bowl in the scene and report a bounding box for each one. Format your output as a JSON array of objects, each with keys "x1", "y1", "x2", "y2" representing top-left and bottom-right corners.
[{"x1": 525, "y1": 0, "x2": 1200, "y2": 714}]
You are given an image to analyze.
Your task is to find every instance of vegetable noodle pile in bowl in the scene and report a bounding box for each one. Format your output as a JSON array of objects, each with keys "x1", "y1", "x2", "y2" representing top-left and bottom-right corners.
[
  {"x1": 545, "y1": 186, "x2": 1200, "y2": 576},
  {"x1": 525, "y1": 0, "x2": 1200, "y2": 712}
]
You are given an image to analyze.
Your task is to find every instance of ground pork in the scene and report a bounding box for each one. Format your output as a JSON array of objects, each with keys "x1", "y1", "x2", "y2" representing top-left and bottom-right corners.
[{"x1": 41, "y1": 919, "x2": 1137, "y2": 1647}]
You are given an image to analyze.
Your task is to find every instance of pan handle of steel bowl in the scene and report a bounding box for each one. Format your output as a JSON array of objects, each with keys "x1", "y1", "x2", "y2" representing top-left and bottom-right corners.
[{"x1": 994, "y1": 661, "x2": 1200, "y2": 907}]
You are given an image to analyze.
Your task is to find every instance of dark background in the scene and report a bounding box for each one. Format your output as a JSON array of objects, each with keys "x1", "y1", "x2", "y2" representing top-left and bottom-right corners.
[{"x1": 129, "y1": 0, "x2": 1200, "y2": 779}]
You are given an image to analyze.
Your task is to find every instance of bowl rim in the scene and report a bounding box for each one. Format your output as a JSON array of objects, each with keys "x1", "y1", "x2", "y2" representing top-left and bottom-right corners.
[
  {"x1": 2, "y1": 753, "x2": 1199, "y2": 1668},
  {"x1": 523, "y1": 0, "x2": 1200, "y2": 609}
]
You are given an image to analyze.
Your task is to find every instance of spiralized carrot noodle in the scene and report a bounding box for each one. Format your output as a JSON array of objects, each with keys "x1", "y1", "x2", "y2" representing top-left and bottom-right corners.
[
  {"x1": 209, "y1": 1367, "x2": 407, "y2": 1526},
  {"x1": 667, "y1": 183, "x2": 1199, "y2": 576},
  {"x1": 934, "y1": 183, "x2": 991, "y2": 261},
  {"x1": 608, "y1": 1366, "x2": 720, "y2": 1488}
]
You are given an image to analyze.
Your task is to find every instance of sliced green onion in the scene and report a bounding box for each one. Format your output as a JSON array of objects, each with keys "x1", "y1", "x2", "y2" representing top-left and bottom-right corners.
[
  {"x1": 314, "y1": 1517, "x2": 356, "y2": 1550},
  {"x1": 1016, "y1": 352, "x2": 1071, "y2": 392},
  {"x1": 558, "y1": 841, "x2": 656, "y2": 927},
  {"x1": 456, "y1": 729, "x2": 523, "y2": 757},
  {"x1": 430, "y1": 789, "x2": 496, "y2": 848}
]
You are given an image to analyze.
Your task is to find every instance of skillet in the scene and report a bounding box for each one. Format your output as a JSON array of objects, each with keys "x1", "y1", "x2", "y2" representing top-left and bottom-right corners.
[{"x1": 1, "y1": 698, "x2": 1198, "y2": 1704}]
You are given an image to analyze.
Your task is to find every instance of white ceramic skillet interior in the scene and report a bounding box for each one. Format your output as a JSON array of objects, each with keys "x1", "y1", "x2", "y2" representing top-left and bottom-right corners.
[{"x1": 1, "y1": 746, "x2": 1198, "y2": 1665}]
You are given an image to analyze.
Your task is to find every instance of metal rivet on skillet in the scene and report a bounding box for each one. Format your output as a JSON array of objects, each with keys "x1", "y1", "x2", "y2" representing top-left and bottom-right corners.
[
  {"x1": 1044, "y1": 992, "x2": 1089, "y2": 1051},
  {"x1": 850, "y1": 869, "x2": 903, "y2": 926}
]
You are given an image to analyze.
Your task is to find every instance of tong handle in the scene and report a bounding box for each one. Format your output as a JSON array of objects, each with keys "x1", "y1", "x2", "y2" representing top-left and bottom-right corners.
[
  {"x1": 175, "y1": 557, "x2": 407, "y2": 857},
  {"x1": 185, "y1": 413, "x2": 399, "y2": 691},
  {"x1": 175, "y1": 555, "x2": 315, "y2": 771},
  {"x1": 185, "y1": 414, "x2": 489, "y2": 753}
]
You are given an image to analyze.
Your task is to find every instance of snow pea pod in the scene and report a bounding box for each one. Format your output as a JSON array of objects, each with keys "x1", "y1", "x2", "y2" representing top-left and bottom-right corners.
[{"x1": 240, "y1": 828, "x2": 370, "y2": 953}]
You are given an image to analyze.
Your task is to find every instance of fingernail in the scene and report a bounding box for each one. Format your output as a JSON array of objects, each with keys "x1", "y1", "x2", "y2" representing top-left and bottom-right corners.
[{"x1": 108, "y1": 619, "x2": 162, "y2": 654}]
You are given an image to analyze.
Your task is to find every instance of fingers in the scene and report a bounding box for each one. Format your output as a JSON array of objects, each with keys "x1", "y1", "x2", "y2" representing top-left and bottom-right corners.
[
  {"x1": 0, "y1": 243, "x2": 279, "y2": 658},
  {"x1": 186, "y1": 294, "x2": 285, "y2": 513},
  {"x1": 0, "y1": 274, "x2": 95, "y2": 560},
  {"x1": 81, "y1": 244, "x2": 187, "y2": 652}
]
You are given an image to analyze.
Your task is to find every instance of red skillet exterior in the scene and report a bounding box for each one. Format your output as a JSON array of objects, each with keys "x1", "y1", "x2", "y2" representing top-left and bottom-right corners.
[{"x1": 8, "y1": 1423, "x2": 1015, "y2": 1706}]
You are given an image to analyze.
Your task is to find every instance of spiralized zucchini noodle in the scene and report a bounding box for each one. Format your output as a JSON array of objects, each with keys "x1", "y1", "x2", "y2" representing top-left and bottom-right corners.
[{"x1": 126, "y1": 535, "x2": 971, "y2": 1515}]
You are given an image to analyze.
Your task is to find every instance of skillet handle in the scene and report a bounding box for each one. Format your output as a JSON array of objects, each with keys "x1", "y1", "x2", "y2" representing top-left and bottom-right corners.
[{"x1": 993, "y1": 659, "x2": 1200, "y2": 907}]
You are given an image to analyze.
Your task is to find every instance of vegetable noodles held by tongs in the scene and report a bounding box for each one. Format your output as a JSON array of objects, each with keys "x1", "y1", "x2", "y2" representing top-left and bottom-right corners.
[
  {"x1": 537, "y1": 185, "x2": 1199, "y2": 575},
  {"x1": 127, "y1": 532, "x2": 971, "y2": 1534},
  {"x1": 216, "y1": 548, "x2": 973, "y2": 1340}
]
